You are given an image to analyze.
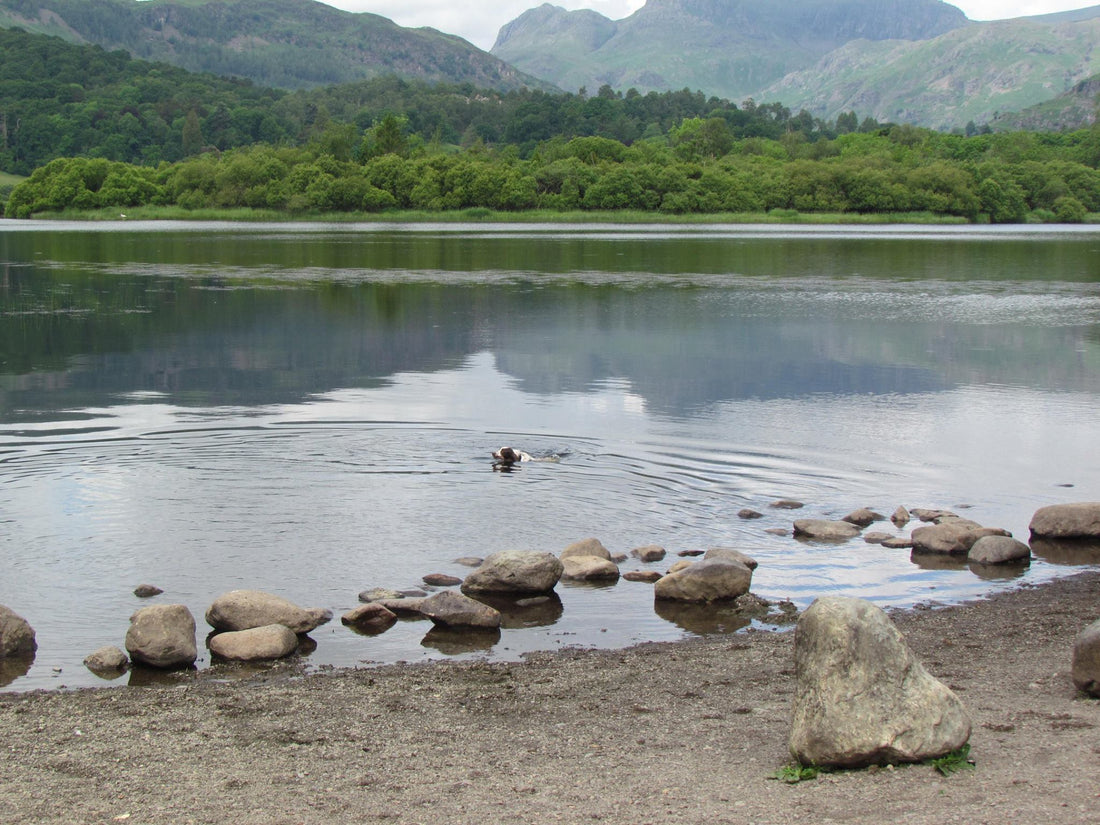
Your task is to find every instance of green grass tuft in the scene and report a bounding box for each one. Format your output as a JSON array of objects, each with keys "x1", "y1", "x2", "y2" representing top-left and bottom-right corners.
[
  {"x1": 927, "y1": 744, "x2": 975, "y2": 776},
  {"x1": 772, "y1": 763, "x2": 822, "y2": 783}
]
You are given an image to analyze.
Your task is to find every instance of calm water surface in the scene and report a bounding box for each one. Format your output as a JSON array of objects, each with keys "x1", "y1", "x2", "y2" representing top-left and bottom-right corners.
[{"x1": 1, "y1": 221, "x2": 1099, "y2": 690}]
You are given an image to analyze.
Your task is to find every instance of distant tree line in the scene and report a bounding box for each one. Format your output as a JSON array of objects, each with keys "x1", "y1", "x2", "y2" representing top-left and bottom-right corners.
[
  {"x1": 6, "y1": 125, "x2": 1098, "y2": 222},
  {"x1": 2, "y1": 26, "x2": 1099, "y2": 222},
  {"x1": 0, "y1": 26, "x2": 898, "y2": 175}
]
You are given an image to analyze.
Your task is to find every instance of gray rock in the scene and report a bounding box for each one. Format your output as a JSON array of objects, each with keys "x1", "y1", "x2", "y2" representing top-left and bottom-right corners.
[
  {"x1": 359, "y1": 587, "x2": 405, "y2": 603},
  {"x1": 843, "y1": 508, "x2": 881, "y2": 527},
  {"x1": 0, "y1": 605, "x2": 37, "y2": 658},
  {"x1": 420, "y1": 591, "x2": 501, "y2": 628},
  {"x1": 83, "y1": 646, "x2": 128, "y2": 672},
  {"x1": 1072, "y1": 618, "x2": 1100, "y2": 697},
  {"x1": 205, "y1": 590, "x2": 332, "y2": 634},
  {"x1": 891, "y1": 506, "x2": 910, "y2": 526},
  {"x1": 863, "y1": 532, "x2": 893, "y2": 545},
  {"x1": 560, "y1": 538, "x2": 611, "y2": 561},
  {"x1": 793, "y1": 519, "x2": 862, "y2": 541},
  {"x1": 561, "y1": 555, "x2": 620, "y2": 581},
  {"x1": 789, "y1": 596, "x2": 971, "y2": 768},
  {"x1": 771, "y1": 500, "x2": 805, "y2": 510},
  {"x1": 453, "y1": 557, "x2": 484, "y2": 567},
  {"x1": 703, "y1": 547, "x2": 758, "y2": 570},
  {"x1": 1029, "y1": 502, "x2": 1100, "y2": 539},
  {"x1": 654, "y1": 559, "x2": 752, "y2": 603},
  {"x1": 341, "y1": 603, "x2": 398, "y2": 630},
  {"x1": 764, "y1": 527, "x2": 789, "y2": 536},
  {"x1": 911, "y1": 508, "x2": 955, "y2": 522},
  {"x1": 125, "y1": 604, "x2": 197, "y2": 669},
  {"x1": 631, "y1": 544, "x2": 667, "y2": 562},
  {"x1": 422, "y1": 573, "x2": 462, "y2": 587},
  {"x1": 911, "y1": 523, "x2": 1010, "y2": 555},
  {"x1": 882, "y1": 537, "x2": 913, "y2": 549},
  {"x1": 133, "y1": 584, "x2": 163, "y2": 598},
  {"x1": 623, "y1": 571, "x2": 663, "y2": 583},
  {"x1": 737, "y1": 508, "x2": 764, "y2": 520},
  {"x1": 208, "y1": 624, "x2": 299, "y2": 661},
  {"x1": 461, "y1": 550, "x2": 563, "y2": 595},
  {"x1": 968, "y1": 536, "x2": 1031, "y2": 565},
  {"x1": 375, "y1": 597, "x2": 427, "y2": 617}
]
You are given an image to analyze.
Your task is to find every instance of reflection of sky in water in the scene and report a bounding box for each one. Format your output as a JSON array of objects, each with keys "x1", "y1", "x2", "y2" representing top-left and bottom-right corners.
[{"x1": 1, "y1": 224, "x2": 1099, "y2": 689}]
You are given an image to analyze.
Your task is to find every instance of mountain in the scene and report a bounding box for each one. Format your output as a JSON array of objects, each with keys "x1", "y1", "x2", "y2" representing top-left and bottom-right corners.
[
  {"x1": 763, "y1": 15, "x2": 1100, "y2": 130},
  {"x1": 491, "y1": 0, "x2": 969, "y2": 101},
  {"x1": 0, "y1": 0, "x2": 551, "y2": 91},
  {"x1": 990, "y1": 72, "x2": 1100, "y2": 132}
]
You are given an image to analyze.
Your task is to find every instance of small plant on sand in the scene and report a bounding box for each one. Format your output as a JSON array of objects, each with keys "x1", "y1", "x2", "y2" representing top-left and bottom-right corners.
[
  {"x1": 772, "y1": 763, "x2": 822, "y2": 783},
  {"x1": 927, "y1": 744, "x2": 975, "y2": 776}
]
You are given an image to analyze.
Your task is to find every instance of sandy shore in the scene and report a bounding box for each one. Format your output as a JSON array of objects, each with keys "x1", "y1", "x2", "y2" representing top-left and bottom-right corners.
[{"x1": 2, "y1": 571, "x2": 1099, "y2": 825}]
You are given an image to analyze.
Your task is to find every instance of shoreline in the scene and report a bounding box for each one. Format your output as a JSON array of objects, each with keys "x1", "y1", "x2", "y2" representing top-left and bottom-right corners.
[{"x1": 2, "y1": 570, "x2": 1098, "y2": 824}]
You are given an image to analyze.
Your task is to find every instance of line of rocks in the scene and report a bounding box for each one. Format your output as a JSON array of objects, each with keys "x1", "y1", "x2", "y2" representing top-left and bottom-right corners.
[{"x1": 3, "y1": 502, "x2": 1099, "y2": 700}]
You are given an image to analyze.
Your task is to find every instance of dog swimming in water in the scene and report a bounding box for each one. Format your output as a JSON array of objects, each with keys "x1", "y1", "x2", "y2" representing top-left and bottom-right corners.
[
  {"x1": 492, "y1": 446, "x2": 533, "y2": 467},
  {"x1": 491, "y1": 446, "x2": 566, "y2": 470}
]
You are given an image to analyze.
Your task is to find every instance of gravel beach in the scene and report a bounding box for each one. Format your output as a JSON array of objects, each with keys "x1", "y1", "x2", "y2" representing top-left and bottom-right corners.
[{"x1": 2, "y1": 571, "x2": 1099, "y2": 825}]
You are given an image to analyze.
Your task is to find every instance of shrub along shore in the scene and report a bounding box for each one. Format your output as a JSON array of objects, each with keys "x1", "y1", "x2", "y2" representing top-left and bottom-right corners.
[{"x1": 3, "y1": 127, "x2": 1099, "y2": 224}]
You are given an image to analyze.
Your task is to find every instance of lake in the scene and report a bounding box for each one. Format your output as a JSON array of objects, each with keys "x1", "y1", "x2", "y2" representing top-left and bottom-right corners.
[{"x1": 1, "y1": 221, "x2": 1098, "y2": 690}]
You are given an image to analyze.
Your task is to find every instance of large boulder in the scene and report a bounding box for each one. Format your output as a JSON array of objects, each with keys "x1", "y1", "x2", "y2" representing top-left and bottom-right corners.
[
  {"x1": 911, "y1": 522, "x2": 1010, "y2": 555},
  {"x1": 968, "y1": 535, "x2": 1031, "y2": 565},
  {"x1": 205, "y1": 590, "x2": 332, "y2": 634},
  {"x1": 1030, "y1": 502, "x2": 1100, "y2": 539},
  {"x1": 793, "y1": 519, "x2": 861, "y2": 541},
  {"x1": 208, "y1": 624, "x2": 299, "y2": 661},
  {"x1": 125, "y1": 604, "x2": 198, "y2": 669},
  {"x1": 1071, "y1": 618, "x2": 1100, "y2": 697},
  {"x1": 653, "y1": 559, "x2": 752, "y2": 603},
  {"x1": 790, "y1": 597, "x2": 971, "y2": 768},
  {"x1": 460, "y1": 550, "x2": 563, "y2": 595},
  {"x1": 420, "y1": 591, "x2": 501, "y2": 628},
  {"x1": 0, "y1": 605, "x2": 37, "y2": 658}
]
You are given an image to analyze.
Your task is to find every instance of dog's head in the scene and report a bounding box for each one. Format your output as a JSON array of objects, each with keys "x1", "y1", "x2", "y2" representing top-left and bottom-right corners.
[{"x1": 493, "y1": 447, "x2": 521, "y2": 463}]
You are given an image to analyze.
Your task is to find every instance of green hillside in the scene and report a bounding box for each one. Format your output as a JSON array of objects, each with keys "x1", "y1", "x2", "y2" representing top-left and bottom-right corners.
[
  {"x1": 763, "y1": 18, "x2": 1100, "y2": 130},
  {"x1": 492, "y1": 0, "x2": 969, "y2": 101},
  {"x1": 991, "y1": 73, "x2": 1100, "y2": 132},
  {"x1": 0, "y1": 0, "x2": 550, "y2": 91}
]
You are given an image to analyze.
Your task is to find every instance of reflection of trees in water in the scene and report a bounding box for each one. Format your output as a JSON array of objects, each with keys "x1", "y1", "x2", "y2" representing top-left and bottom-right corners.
[{"x1": 3, "y1": 231, "x2": 1099, "y2": 418}]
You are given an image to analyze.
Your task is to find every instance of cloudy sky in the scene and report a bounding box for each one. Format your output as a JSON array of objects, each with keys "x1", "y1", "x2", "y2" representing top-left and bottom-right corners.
[{"x1": 320, "y1": 1, "x2": 1100, "y2": 50}]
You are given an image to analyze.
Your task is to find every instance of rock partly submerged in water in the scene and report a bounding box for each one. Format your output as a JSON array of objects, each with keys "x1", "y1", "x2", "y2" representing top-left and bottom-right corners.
[
  {"x1": 789, "y1": 596, "x2": 971, "y2": 768},
  {"x1": 461, "y1": 550, "x2": 564, "y2": 595},
  {"x1": 1029, "y1": 502, "x2": 1100, "y2": 540},
  {"x1": 205, "y1": 590, "x2": 332, "y2": 634},
  {"x1": 631, "y1": 544, "x2": 667, "y2": 562},
  {"x1": 420, "y1": 590, "x2": 501, "y2": 628},
  {"x1": 209, "y1": 624, "x2": 300, "y2": 661},
  {"x1": 911, "y1": 522, "x2": 1010, "y2": 555},
  {"x1": 83, "y1": 646, "x2": 129, "y2": 673},
  {"x1": 125, "y1": 604, "x2": 197, "y2": 669},
  {"x1": 968, "y1": 535, "x2": 1031, "y2": 565},
  {"x1": 793, "y1": 519, "x2": 862, "y2": 541},
  {"x1": 341, "y1": 603, "x2": 399, "y2": 632},
  {"x1": 654, "y1": 559, "x2": 753, "y2": 603},
  {"x1": 0, "y1": 605, "x2": 37, "y2": 658}
]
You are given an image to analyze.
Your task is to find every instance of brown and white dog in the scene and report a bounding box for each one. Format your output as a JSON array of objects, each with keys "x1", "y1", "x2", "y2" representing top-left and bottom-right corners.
[{"x1": 492, "y1": 446, "x2": 533, "y2": 466}]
